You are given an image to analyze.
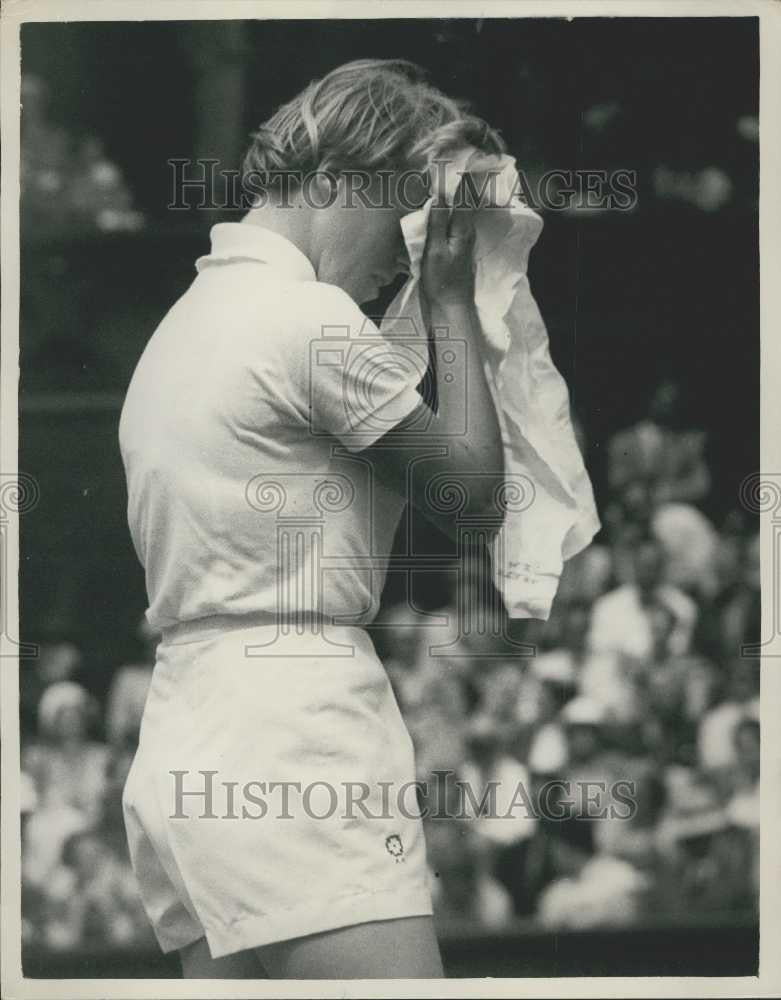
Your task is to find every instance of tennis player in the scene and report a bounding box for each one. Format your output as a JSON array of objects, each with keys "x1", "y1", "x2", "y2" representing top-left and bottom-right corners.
[{"x1": 119, "y1": 59, "x2": 505, "y2": 979}]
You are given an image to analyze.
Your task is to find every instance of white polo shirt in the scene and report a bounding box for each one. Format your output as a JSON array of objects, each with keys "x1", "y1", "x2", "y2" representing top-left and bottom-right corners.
[{"x1": 119, "y1": 222, "x2": 426, "y2": 631}]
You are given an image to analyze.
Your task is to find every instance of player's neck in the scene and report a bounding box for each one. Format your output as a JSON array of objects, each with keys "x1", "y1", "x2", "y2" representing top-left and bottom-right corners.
[{"x1": 242, "y1": 196, "x2": 317, "y2": 272}]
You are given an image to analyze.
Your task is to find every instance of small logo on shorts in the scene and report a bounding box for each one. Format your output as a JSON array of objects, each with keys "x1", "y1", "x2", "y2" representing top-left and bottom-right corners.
[{"x1": 385, "y1": 834, "x2": 405, "y2": 862}]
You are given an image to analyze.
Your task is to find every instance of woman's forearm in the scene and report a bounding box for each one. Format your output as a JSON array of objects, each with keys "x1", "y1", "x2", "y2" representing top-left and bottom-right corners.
[
  {"x1": 428, "y1": 300, "x2": 505, "y2": 479},
  {"x1": 364, "y1": 300, "x2": 505, "y2": 536}
]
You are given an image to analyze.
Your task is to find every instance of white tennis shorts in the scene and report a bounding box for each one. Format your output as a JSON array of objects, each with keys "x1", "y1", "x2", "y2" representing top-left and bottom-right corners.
[{"x1": 123, "y1": 618, "x2": 433, "y2": 958}]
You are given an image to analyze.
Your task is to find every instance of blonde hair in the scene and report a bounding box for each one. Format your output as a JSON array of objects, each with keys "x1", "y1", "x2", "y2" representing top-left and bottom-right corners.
[{"x1": 243, "y1": 59, "x2": 504, "y2": 192}]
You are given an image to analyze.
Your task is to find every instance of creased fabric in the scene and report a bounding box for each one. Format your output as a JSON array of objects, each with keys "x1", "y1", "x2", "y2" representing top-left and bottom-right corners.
[{"x1": 381, "y1": 148, "x2": 601, "y2": 619}]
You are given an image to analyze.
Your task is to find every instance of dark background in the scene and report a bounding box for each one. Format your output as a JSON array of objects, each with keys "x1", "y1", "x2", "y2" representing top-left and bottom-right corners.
[{"x1": 19, "y1": 16, "x2": 758, "y2": 689}]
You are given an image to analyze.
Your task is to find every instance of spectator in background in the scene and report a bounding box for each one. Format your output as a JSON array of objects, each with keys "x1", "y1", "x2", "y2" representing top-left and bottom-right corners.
[
  {"x1": 473, "y1": 658, "x2": 527, "y2": 753},
  {"x1": 525, "y1": 697, "x2": 617, "y2": 906},
  {"x1": 459, "y1": 711, "x2": 537, "y2": 916},
  {"x1": 720, "y1": 533, "x2": 761, "y2": 654},
  {"x1": 655, "y1": 772, "x2": 751, "y2": 916},
  {"x1": 600, "y1": 479, "x2": 654, "y2": 586},
  {"x1": 19, "y1": 630, "x2": 83, "y2": 743},
  {"x1": 534, "y1": 699, "x2": 654, "y2": 929},
  {"x1": 594, "y1": 759, "x2": 666, "y2": 878},
  {"x1": 650, "y1": 498, "x2": 720, "y2": 600},
  {"x1": 695, "y1": 528, "x2": 760, "y2": 662},
  {"x1": 530, "y1": 601, "x2": 589, "y2": 691},
  {"x1": 539, "y1": 599, "x2": 645, "y2": 728},
  {"x1": 698, "y1": 657, "x2": 759, "y2": 776},
  {"x1": 22, "y1": 798, "x2": 92, "y2": 901},
  {"x1": 724, "y1": 717, "x2": 760, "y2": 908},
  {"x1": 41, "y1": 829, "x2": 153, "y2": 951},
  {"x1": 410, "y1": 673, "x2": 470, "y2": 780},
  {"x1": 22, "y1": 681, "x2": 108, "y2": 821},
  {"x1": 578, "y1": 647, "x2": 642, "y2": 731},
  {"x1": 608, "y1": 379, "x2": 711, "y2": 507},
  {"x1": 713, "y1": 508, "x2": 752, "y2": 589},
  {"x1": 557, "y1": 696, "x2": 627, "y2": 810},
  {"x1": 588, "y1": 536, "x2": 698, "y2": 659},
  {"x1": 536, "y1": 851, "x2": 651, "y2": 930},
  {"x1": 724, "y1": 716, "x2": 760, "y2": 828},
  {"x1": 425, "y1": 805, "x2": 513, "y2": 928},
  {"x1": 642, "y1": 603, "x2": 717, "y2": 765},
  {"x1": 20, "y1": 772, "x2": 43, "y2": 946},
  {"x1": 21, "y1": 681, "x2": 109, "y2": 889},
  {"x1": 523, "y1": 686, "x2": 570, "y2": 780},
  {"x1": 600, "y1": 477, "x2": 717, "y2": 600}
]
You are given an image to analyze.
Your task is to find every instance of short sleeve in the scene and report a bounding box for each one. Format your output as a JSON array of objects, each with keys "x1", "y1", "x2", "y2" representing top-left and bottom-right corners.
[{"x1": 305, "y1": 285, "x2": 428, "y2": 452}]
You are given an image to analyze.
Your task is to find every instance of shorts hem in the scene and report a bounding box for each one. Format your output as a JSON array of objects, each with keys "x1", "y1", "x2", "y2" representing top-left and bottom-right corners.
[{"x1": 203, "y1": 884, "x2": 434, "y2": 959}]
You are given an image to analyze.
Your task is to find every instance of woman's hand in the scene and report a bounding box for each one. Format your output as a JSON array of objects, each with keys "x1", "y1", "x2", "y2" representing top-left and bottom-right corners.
[
  {"x1": 421, "y1": 182, "x2": 476, "y2": 310},
  {"x1": 421, "y1": 154, "x2": 501, "y2": 310}
]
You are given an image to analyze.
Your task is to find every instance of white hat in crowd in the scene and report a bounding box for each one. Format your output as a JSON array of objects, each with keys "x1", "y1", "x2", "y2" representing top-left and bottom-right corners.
[{"x1": 560, "y1": 696, "x2": 606, "y2": 727}]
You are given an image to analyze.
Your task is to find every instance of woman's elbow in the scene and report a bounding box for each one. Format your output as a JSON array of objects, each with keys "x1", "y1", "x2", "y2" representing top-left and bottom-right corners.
[{"x1": 419, "y1": 477, "x2": 505, "y2": 538}]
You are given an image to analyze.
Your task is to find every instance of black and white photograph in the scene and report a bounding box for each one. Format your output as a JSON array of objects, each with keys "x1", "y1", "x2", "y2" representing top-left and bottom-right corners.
[{"x1": 1, "y1": 2, "x2": 779, "y2": 994}]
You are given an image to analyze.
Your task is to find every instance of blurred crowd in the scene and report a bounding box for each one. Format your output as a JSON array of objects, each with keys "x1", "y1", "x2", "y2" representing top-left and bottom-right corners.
[
  {"x1": 20, "y1": 625, "x2": 157, "y2": 951},
  {"x1": 19, "y1": 377, "x2": 760, "y2": 950},
  {"x1": 21, "y1": 74, "x2": 145, "y2": 241},
  {"x1": 377, "y1": 378, "x2": 760, "y2": 930}
]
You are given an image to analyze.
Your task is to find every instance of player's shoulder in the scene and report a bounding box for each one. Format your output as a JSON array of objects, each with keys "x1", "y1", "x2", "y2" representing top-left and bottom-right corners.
[
  {"x1": 299, "y1": 281, "x2": 375, "y2": 330},
  {"x1": 262, "y1": 281, "x2": 376, "y2": 350},
  {"x1": 218, "y1": 278, "x2": 378, "y2": 368}
]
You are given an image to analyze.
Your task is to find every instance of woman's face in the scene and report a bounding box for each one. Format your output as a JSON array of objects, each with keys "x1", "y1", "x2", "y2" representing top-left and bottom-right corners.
[
  {"x1": 53, "y1": 704, "x2": 86, "y2": 743},
  {"x1": 313, "y1": 172, "x2": 426, "y2": 304},
  {"x1": 321, "y1": 206, "x2": 407, "y2": 305}
]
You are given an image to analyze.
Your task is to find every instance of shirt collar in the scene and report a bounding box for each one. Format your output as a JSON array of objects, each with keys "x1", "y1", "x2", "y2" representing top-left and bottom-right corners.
[{"x1": 195, "y1": 222, "x2": 317, "y2": 282}]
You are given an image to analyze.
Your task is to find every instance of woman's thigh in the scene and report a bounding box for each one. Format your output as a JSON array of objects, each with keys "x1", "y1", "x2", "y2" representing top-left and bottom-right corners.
[
  {"x1": 256, "y1": 915, "x2": 444, "y2": 980},
  {"x1": 179, "y1": 937, "x2": 268, "y2": 978}
]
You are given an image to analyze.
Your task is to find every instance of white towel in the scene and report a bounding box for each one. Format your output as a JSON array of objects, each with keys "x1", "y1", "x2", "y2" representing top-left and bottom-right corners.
[{"x1": 381, "y1": 148, "x2": 601, "y2": 619}]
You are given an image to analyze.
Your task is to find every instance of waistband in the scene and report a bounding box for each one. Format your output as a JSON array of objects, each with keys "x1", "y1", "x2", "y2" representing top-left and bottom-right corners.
[{"x1": 159, "y1": 611, "x2": 365, "y2": 647}]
